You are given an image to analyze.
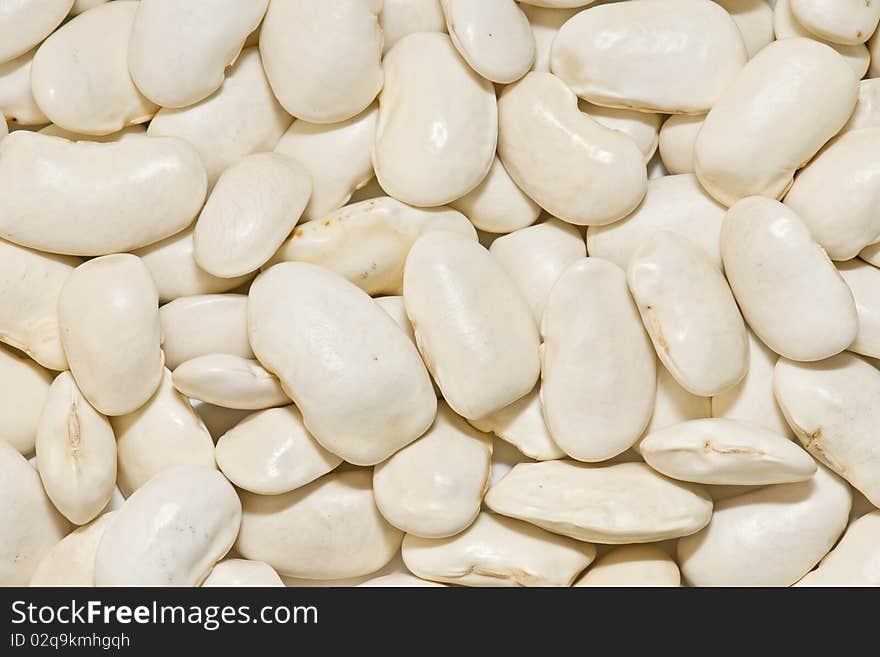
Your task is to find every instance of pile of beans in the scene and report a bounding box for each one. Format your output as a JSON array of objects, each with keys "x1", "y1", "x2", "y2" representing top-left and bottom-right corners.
[{"x1": 2, "y1": 0, "x2": 879, "y2": 588}]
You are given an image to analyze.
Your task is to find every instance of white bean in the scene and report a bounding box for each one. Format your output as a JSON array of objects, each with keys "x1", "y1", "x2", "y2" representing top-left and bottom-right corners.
[
  {"x1": 128, "y1": 0, "x2": 268, "y2": 108},
  {"x1": 94, "y1": 465, "x2": 241, "y2": 586},
  {"x1": 551, "y1": 0, "x2": 746, "y2": 114},
  {"x1": 860, "y1": 242, "x2": 880, "y2": 267},
  {"x1": 374, "y1": 296, "x2": 420, "y2": 345},
  {"x1": 868, "y1": 23, "x2": 880, "y2": 77},
  {"x1": 71, "y1": 0, "x2": 110, "y2": 15},
  {"x1": 31, "y1": 2, "x2": 157, "y2": 136},
  {"x1": 215, "y1": 406, "x2": 341, "y2": 496},
  {"x1": 0, "y1": 441, "x2": 70, "y2": 586},
  {"x1": 469, "y1": 386, "x2": 565, "y2": 461},
  {"x1": 677, "y1": 466, "x2": 851, "y2": 586},
  {"x1": 658, "y1": 114, "x2": 704, "y2": 175},
  {"x1": 640, "y1": 367, "x2": 711, "y2": 441},
  {"x1": 628, "y1": 231, "x2": 748, "y2": 396},
  {"x1": 273, "y1": 103, "x2": 377, "y2": 222},
  {"x1": 486, "y1": 461, "x2": 713, "y2": 543},
  {"x1": 147, "y1": 48, "x2": 291, "y2": 186},
  {"x1": 133, "y1": 228, "x2": 253, "y2": 304},
  {"x1": 489, "y1": 218, "x2": 586, "y2": 324},
  {"x1": 0, "y1": 345, "x2": 52, "y2": 455},
  {"x1": 587, "y1": 174, "x2": 725, "y2": 271},
  {"x1": 721, "y1": 197, "x2": 858, "y2": 361},
  {"x1": 497, "y1": 72, "x2": 647, "y2": 226},
  {"x1": 640, "y1": 418, "x2": 816, "y2": 486},
  {"x1": 790, "y1": 0, "x2": 880, "y2": 46},
  {"x1": 784, "y1": 128, "x2": 880, "y2": 261},
  {"x1": 774, "y1": 0, "x2": 870, "y2": 77},
  {"x1": 0, "y1": 47, "x2": 48, "y2": 125},
  {"x1": 236, "y1": 470, "x2": 403, "y2": 580},
  {"x1": 172, "y1": 354, "x2": 289, "y2": 411},
  {"x1": 0, "y1": 132, "x2": 206, "y2": 256},
  {"x1": 159, "y1": 295, "x2": 252, "y2": 371},
  {"x1": 0, "y1": 0, "x2": 72, "y2": 65},
  {"x1": 713, "y1": 0, "x2": 775, "y2": 58},
  {"x1": 58, "y1": 254, "x2": 163, "y2": 416},
  {"x1": 260, "y1": 0, "x2": 383, "y2": 123},
  {"x1": 711, "y1": 330, "x2": 794, "y2": 438},
  {"x1": 380, "y1": 0, "x2": 447, "y2": 55},
  {"x1": 441, "y1": 0, "x2": 535, "y2": 84},
  {"x1": 373, "y1": 402, "x2": 492, "y2": 538},
  {"x1": 265, "y1": 196, "x2": 476, "y2": 296},
  {"x1": 110, "y1": 369, "x2": 216, "y2": 497},
  {"x1": 35, "y1": 372, "x2": 117, "y2": 524},
  {"x1": 249, "y1": 262, "x2": 437, "y2": 465},
  {"x1": 579, "y1": 100, "x2": 662, "y2": 163},
  {"x1": 374, "y1": 32, "x2": 497, "y2": 207},
  {"x1": 0, "y1": 240, "x2": 75, "y2": 371},
  {"x1": 774, "y1": 353, "x2": 880, "y2": 507},
  {"x1": 449, "y1": 156, "x2": 541, "y2": 233},
  {"x1": 357, "y1": 573, "x2": 446, "y2": 587},
  {"x1": 838, "y1": 260, "x2": 880, "y2": 359},
  {"x1": 574, "y1": 545, "x2": 680, "y2": 587},
  {"x1": 796, "y1": 511, "x2": 880, "y2": 586},
  {"x1": 202, "y1": 559, "x2": 284, "y2": 588},
  {"x1": 542, "y1": 258, "x2": 657, "y2": 461},
  {"x1": 842, "y1": 79, "x2": 880, "y2": 134},
  {"x1": 519, "y1": 4, "x2": 579, "y2": 74},
  {"x1": 403, "y1": 231, "x2": 540, "y2": 420},
  {"x1": 401, "y1": 512, "x2": 595, "y2": 587},
  {"x1": 695, "y1": 38, "x2": 858, "y2": 206},
  {"x1": 29, "y1": 512, "x2": 115, "y2": 587},
  {"x1": 193, "y1": 152, "x2": 311, "y2": 278}
]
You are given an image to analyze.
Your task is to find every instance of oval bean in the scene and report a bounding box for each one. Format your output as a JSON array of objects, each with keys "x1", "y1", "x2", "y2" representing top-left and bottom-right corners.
[
  {"x1": 677, "y1": 466, "x2": 851, "y2": 586},
  {"x1": 551, "y1": 0, "x2": 746, "y2": 114},
  {"x1": 0, "y1": 441, "x2": 70, "y2": 586},
  {"x1": 542, "y1": 258, "x2": 657, "y2": 461},
  {"x1": 774, "y1": 353, "x2": 880, "y2": 507},
  {"x1": 402, "y1": 512, "x2": 595, "y2": 587},
  {"x1": 159, "y1": 295, "x2": 252, "y2": 371},
  {"x1": 374, "y1": 32, "x2": 496, "y2": 207},
  {"x1": 31, "y1": 1, "x2": 157, "y2": 135},
  {"x1": 0, "y1": 132, "x2": 206, "y2": 256},
  {"x1": 35, "y1": 372, "x2": 117, "y2": 524},
  {"x1": 497, "y1": 72, "x2": 646, "y2": 226},
  {"x1": 147, "y1": 48, "x2": 291, "y2": 186},
  {"x1": 373, "y1": 402, "x2": 492, "y2": 538},
  {"x1": 486, "y1": 460, "x2": 713, "y2": 543},
  {"x1": 193, "y1": 152, "x2": 311, "y2": 278},
  {"x1": 94, "y1": 465, "x2": 241, "y2": 586},
  {"x1": 249, "y1": 262, "x2": 437, "y2": 465},
  {"x1": 265, "y1": 197, "x2": 476, "y2": 296},
  {"x1": 0, "y1": 345, "x2": 52, "y2": 455},
  {"x1": 721, "y1": 197, "x2": 858, "y2": 361},
  {"x1": 403, "y1": 231, "x2": 540, "y2": 420},
  {"x1": 628, "y1": 231, "x2": 748, "y2": 396},
  {"x1": 587, "y1": 174, "x2": 725, "y2": 271},
  {"x1": 58, "y1": 255, "x2": 163, "y2": 416},
  {"x1": 236, "y1": 470, "x2": 403, "y2": 580},
  {"x1": 640, "y1": 418, "x2": 816, "y2": 486},
  {"x1": 128, "y1": 0, "x2": 268, "y2": 108},
  {"x1": 110, "y1": 369, "x2": 216, "y2": 497},
  {"x1": 695, "y1": 38, "x2": 858, "y2": 206},
  {"x1": 273, "y1": 103, "x2": 376, "y2": 222},
  {"x1": 215, "y1": 406, "x2": 341, "y2": 496}
]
